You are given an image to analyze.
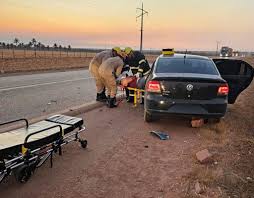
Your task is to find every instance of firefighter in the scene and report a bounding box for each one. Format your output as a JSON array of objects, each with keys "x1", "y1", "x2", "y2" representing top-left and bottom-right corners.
[
  {"x1": 98, "y1": 55, "x2": 125, "y2": 108},
  {"x1": 124, "y1": 47, "x2": 151, "y2": 102},
  {"x1": 124, "y1": 47, "x2": 151, "y2": 78},
  {"x1": 89, "y1": 47, "x2": 122, "y2": 102}
]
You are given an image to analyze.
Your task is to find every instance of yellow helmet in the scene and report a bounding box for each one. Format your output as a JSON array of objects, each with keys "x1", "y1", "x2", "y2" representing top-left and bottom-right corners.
[
  {"x1": 124, "y1": 47, "x2": 133, "y2": 55},
  {"x1": 112, "y1": 47, "x2": 121, "y2": 54}
]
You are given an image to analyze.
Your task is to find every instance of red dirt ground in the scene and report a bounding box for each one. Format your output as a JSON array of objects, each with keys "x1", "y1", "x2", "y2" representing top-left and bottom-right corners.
[{"x1": 0, "y1": 103, "x2": 205, "y2": 198}]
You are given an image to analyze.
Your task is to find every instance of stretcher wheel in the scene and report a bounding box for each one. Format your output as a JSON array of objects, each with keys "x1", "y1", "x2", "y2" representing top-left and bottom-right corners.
[
  {"x1": 80, "y1": 140, "x2": 88, "y2": 148},
  {"x1": 14, "y1": 165, "x2": 32, "y2": 183}
]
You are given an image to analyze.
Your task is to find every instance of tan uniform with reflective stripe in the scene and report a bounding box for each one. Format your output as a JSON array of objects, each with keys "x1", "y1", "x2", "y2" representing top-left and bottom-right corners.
[
  {"x1": 89, "y1": 50, "x2": 113, "y2": 93},
  {"x1": 98, "y1": 57, "x2": 124, "y2": 98}
]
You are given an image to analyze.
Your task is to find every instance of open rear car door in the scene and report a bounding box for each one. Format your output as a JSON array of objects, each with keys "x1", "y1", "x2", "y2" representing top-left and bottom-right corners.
[{"x1": 213, "y1": 59, "x2": 254, "y2": 104}]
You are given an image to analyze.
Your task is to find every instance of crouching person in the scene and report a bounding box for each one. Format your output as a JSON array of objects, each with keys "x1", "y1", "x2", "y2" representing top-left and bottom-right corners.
[
  {"x1": 98, "y1": 56, "x2": 124, "y2": 108},
  {"x1": 89, "y1": 47, "x2": 122, "y2": 102}
]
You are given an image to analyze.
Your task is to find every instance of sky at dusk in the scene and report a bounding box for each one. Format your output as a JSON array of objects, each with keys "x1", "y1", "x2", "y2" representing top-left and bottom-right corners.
[{"x1": 1, "y1": 0, "x2": 254, "y2": 51}]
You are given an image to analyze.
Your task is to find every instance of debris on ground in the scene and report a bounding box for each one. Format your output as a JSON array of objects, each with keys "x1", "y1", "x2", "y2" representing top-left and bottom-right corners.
[
  {"x1": 196, "y1": 149, "x2": 213, "y2": 164},
  {"x1": 246, "y1": 177, "x2": 253, "y2": 182},
  {"x1": 191, "y1": 118, "x2": 204, "y2": 128},
  {"x1": 150, "y1": 131, "x2": 170, "y2": 140},
  {"x1": 195, "y1": 181, "x2": 205, "y2": 194}
]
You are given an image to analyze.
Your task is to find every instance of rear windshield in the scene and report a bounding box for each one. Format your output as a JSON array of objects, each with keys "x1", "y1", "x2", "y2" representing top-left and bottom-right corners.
[
  {"x1": 156, "y1": 58, "x2": 219, "y2": 75},
  {"x1": 221, "y1": 49, "x2": 228, "y2": 52}
]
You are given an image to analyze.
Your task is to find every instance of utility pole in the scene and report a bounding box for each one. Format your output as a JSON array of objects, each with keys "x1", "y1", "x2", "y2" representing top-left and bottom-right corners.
[
  {"x1": 216, "y1": 41, "x2": 221, "y2": 56},
  {"x1": 136, "y1": 2, "x2": 148, "y2": 52}
]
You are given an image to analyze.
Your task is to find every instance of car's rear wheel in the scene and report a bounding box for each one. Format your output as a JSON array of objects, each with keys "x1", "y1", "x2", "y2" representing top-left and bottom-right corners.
[{"x1": 144, "y1": 110, "x2": 154, "y2": 122}]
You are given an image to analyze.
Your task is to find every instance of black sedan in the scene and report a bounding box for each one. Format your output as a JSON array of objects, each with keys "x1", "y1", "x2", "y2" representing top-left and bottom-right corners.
[{"x1": 144, "y1": 53, "x2": 254, "y2": 122}]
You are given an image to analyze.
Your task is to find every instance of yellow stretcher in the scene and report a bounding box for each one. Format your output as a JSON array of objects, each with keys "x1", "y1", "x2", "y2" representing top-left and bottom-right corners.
[{"x1": 125, "y1": 87, "x2": 145, "y2": 107}]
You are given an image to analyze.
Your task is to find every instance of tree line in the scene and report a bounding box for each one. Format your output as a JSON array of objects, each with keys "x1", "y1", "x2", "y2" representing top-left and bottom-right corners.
[{"x1": 0, "y1": 38, "x2": 72, "y2": 51}]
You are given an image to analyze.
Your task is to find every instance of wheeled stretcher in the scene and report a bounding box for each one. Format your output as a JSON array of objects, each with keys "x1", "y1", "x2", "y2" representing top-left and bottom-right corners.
[{"x1": 0, "y1": 114, "x2": 87, "y2": 183}]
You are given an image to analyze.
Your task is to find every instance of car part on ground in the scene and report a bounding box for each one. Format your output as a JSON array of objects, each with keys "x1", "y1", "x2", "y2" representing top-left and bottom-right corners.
[{"x1": 150, "y1": 131, "x2": 170, "y2": 140}]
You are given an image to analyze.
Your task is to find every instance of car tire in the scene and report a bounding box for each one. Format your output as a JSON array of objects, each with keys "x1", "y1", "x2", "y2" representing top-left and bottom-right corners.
[{"x1": 144, "y1": 110, "x2": 153, "y2": 122}]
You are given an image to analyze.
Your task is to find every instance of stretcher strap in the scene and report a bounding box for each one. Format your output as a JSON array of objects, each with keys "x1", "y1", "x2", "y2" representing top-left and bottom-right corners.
[{"x1": 21, "y1": 145, "x2": 28, "y2": 155}]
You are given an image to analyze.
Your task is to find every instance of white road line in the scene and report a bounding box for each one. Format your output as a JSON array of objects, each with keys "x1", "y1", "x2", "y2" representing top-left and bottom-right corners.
[{"x1": 0, "y1": 77, "x2": 93, "y2": 92}]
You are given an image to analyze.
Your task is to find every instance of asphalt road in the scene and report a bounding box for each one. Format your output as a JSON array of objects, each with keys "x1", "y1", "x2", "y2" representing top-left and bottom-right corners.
[{"x1": 0, "y1": 70, "x2": 96, "y2": 123}]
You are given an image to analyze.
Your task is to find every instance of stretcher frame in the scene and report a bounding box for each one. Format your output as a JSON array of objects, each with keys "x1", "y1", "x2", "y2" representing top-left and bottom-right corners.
[
  {"x1": 126, "y1": 87, "x2": 145, "y2": 107},
  {"x1": 0, "y1": 116, "x2": 87, "y2": 184}
]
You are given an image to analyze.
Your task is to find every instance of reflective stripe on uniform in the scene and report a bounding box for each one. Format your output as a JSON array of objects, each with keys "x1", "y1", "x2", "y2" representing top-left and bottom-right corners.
[
  {"x1": 130, "y1": 66, "x2": 139, "y2": 70},
  {"x1": 143, "y1": 69, "x2": 151, "y2": 76},
  {"x1": 138, "y1": 68, "x2": 143, "y2": 72},
  {"x1": 138, "y1": 59, "x2": 146, "y2": 65}
]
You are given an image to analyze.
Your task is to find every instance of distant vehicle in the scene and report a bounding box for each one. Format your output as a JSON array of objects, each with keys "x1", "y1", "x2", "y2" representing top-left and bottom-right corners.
[
  {"x1": 143, "y1": 49, "x2": 254, "y2": 122},
  {"x1": 220, "y1": 46, "x2": 233, "y2": 57}
]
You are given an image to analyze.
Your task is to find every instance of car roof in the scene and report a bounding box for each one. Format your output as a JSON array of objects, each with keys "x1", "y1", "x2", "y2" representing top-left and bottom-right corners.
[{"x1": 158, "y1": 53, "x2": 210, "y2": 61}]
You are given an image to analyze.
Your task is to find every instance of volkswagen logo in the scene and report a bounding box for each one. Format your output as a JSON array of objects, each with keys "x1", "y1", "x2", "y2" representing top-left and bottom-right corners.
[{"x1": 186, "y1": 84, "x2": 193, "y2": 91}]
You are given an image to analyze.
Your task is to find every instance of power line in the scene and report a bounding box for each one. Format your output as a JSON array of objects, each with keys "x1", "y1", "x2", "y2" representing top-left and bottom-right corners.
[{"x1": 136, "y1": 2, "x2": 148, "y2": 52}]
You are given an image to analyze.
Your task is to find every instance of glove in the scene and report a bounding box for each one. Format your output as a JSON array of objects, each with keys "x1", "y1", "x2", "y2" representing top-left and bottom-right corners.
[
  {"x1": 135, "y1": 72, "x2": 142, "y2": 79},
  {"x1": 135, "y1": 73, "x2": 141, "y2": 84},
  {"x1": 116, "y1": 73, "x2": 127, "y2": 85}
]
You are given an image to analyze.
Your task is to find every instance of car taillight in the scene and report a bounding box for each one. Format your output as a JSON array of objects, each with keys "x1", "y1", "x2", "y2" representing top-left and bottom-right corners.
[
  {"x1": 146, "y1": 80, "x2": 161, "y2": 93},
  {"x1": 218, "y1": 84, "x2": 229, "y2": 95}
]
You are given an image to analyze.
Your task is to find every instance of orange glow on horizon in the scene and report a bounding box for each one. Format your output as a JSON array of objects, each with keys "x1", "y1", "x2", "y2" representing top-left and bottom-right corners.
[{"x1": 1, "y1": 0, "x2": 254, "y2": 50}]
